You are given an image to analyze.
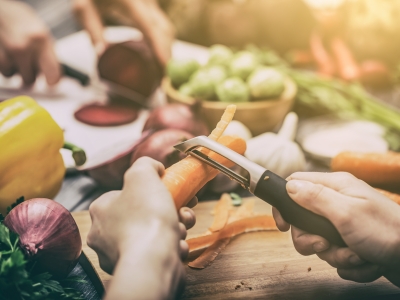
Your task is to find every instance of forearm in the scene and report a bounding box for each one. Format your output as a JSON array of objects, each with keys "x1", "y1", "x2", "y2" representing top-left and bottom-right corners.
[{"x1": 105, "y1": 219, "x2": 182, "y2": 300}]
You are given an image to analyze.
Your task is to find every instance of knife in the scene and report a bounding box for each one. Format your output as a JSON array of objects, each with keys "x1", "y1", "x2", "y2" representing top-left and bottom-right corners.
[
  {"x1": 61, "y1": 63, "x2": 149, "y2": 108},
  {"x1": 174, "y1": 136, "x2": 346, "y2": 247}
]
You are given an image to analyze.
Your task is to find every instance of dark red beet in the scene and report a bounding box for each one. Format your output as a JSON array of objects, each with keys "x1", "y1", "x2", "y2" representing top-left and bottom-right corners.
[
  {"x1": 131, "y1": 129, "x2": 194, "y2": 168},
  {"x1": 98, "y1": 41, "x2": 164, "y2": 97},
  {"x1": 74, "y1": 102, "x2": 139, "y2": 126},
  {"x1": 143, "y1": 103, "x2": 209, "y2": 136}
]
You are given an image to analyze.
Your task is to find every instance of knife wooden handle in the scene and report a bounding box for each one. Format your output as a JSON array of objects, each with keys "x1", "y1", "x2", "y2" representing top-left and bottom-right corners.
[{"x1": 254, "y1": 170, "x2": 346, "y2": 247}]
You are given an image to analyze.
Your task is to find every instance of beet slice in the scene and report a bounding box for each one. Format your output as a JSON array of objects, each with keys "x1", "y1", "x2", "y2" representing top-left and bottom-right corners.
[
  {"x1": 74, "y1": 102, "x2": 139, "y2": 126},
  {"x1": 98, "y1": 40, "x2": 164, "y2": 97}
]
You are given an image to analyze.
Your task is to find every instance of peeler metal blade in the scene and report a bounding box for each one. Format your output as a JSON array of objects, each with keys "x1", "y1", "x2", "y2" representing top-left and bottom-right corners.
[{"x1": 174, "y1": 136, "x2": 266, "y2": 192}]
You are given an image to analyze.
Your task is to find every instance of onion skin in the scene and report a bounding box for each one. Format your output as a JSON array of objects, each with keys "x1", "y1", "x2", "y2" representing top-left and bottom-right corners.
[
  {"x1": 142, "y1": 103, "x2": 209, "y2": 137},
  {"x1": 4, "y1": 198, "x2": 82, "y2": 279},
  {"x1": 131, "y1": 129, "x2": 194, "y2": 168}
]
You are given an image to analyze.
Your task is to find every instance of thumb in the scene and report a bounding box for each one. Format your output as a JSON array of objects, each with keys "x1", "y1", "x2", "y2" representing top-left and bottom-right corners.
[{"x1": 286, "y1": 179, "x2": 351, "y2": 228}]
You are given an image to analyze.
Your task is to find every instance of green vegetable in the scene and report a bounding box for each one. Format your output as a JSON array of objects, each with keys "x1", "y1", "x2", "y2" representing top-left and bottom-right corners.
[
  {"x1": 167, "y1": 59, "x2": 200, "y2": 87},
  {"x1": 189, "y1": 70, "x2": 216, "y2": 100},
  {"x1": 229, "y1": 51, "x2": 259, "y2": 80},
  {"x1": 0, "y1": 200, "x2": 84, "y2": 300},
  {"x1": 230, "y1": 193, "x2": 242, "y2": 206},
  {"x1": 208, "y1": 44, "x2": 233, "y2": 67},
  {"x1": 207, "y1": 65, "x2": 228, "y2": 84},
  {"x1": 247, "y1": 67, "x2": 285, "y2": 99},
  {"x1": 216, "y1": 77, "x2": 250, "y2": 103},
  {"x1": 178, "y1": 83, "x2": 193, "y2": 97}
]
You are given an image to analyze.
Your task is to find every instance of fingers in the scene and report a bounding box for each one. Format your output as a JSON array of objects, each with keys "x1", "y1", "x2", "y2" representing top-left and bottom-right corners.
[
  {"x1": 72, "y1": 0, "x2": 106, "y2": 55},
  {"x1": 122, "y1": 0, "x2": 174, "y2": 66},
  {"x1": 272, "y1": 207, "x2": 290, "y2": 232},
  {"x1": 317, "y1": 245, "x2": 365, "y2": 268},
  {"x1": 286, "y1": 179, "x2": 353, "y2": 226},
  {"x1": 338, "y1": 263, "x2": 382, "y2": 283},
  {"x1": 12, "y1": 46, "x2": 36, "y2": 85},
  {"x1": 178, "y1": 207, "x2": 196, "y2": 230},
  {"x1": 291, "y1": 226, "x2": 330, "y2": 256},
  {"x1": 37, "y1": 38, "x2": 61, "y2": 85},
  {"x1": 186, "y1": 196, "x2": 198, "y2": 209},
  {"x1": 124, "y1": 157, "x2": 165, "y2": 186},
  {"x1": 0, "y1": 48, "x2": 16, "y2": 77},
  {"x1": 178, "y1": 222, "x2": 189, "y2": 260}
]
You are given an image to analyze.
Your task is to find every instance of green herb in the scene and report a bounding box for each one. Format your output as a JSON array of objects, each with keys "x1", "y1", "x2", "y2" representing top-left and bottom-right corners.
[
  {"x1": 0, "y1": 216, "x2": 84, "y2": 299},
  {"x1": 230, "y1": 193, "x2": 243, "y2": 206},
  {"x1": 6, "y1": 196, "x2": 25, "y2": 214}
]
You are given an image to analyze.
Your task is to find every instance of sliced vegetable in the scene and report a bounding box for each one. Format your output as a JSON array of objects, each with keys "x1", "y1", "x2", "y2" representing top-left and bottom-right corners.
[
  {"x1": 331, "y1": 151, "x2": 400, "y2": 188},
  {"x1": 187, "y1": 215, "x2": 277, "y2": 252},
  {"x1": 208, "y1": 104, "x2": 237, "y2": 142},
  {"x1": 74, "y1": 102, "x2": 139, "y2": 126},
  {"x1": 228, "y1": 199, "x2": 254, "y2": 224}
]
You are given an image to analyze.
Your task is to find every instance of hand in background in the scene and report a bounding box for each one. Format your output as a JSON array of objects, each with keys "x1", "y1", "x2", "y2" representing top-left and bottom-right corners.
[
  {"x1": 87, "y1": 157, "x2": 196, "y2": 300},
  {"x1": 0, "y1": 0, "x2": 61, "y2": 85},
  {"x1": 72, "y1": 0, "x2": 174, "y2": 66},
  {"x1": 272, "y1": 172, "x2": 400, "y2": 287}
]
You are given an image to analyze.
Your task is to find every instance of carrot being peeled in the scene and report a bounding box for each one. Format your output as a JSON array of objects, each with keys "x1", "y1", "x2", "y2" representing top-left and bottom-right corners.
[
  {"x1": 163, "y1": 135, "x2": 246, "y2": 209},
  {"x1": 331, "y1": 151, "x2": 400, "y2": 188}
]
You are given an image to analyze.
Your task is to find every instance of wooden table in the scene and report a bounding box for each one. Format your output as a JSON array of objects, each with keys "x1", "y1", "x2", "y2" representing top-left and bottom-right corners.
[{"x1": 72, "y1": 198, "x2": 400, "y2": 300}]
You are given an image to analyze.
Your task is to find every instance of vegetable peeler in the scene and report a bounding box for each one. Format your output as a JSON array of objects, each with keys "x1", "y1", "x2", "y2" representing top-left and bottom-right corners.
[{"x1": 174, "y1": 136, "x2": 346, "y2": 247}]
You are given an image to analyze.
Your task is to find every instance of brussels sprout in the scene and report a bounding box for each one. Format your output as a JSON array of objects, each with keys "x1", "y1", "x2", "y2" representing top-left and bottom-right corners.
[
  {"x1": 247, "y1": 67, "x2": 285, "y2": 99},
  {"x1": 178, "y1": 83, "x2": 194, "y2": 97},
  {"x1": 216, "y1": 77, "x2": 250, "y2": 103},
  {"x1": 207, "y1": 65, "x2": 228, "y2": 84},
  {"x1": 229, "y1": 51, "x2": 259, "y2": 80},
  {"x1": 189, "y1": 69, "x2": 216, "y2": 100},
  {"x1": 167, "y1": 59, "x2": 200, "y2": 87},
  {"x1": 208, "y1": 44, "x2": 234, "y2": 67}
]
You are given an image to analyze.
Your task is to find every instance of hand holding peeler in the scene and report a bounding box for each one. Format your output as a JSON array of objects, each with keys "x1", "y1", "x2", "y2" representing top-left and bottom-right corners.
[{"x1": 174, "y1": 136, "x2": 346, "y2": 247}]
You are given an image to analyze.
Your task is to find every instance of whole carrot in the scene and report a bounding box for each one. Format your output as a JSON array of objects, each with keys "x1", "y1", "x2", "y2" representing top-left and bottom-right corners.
[
  {"x1": 331, "y1": 152, "x2": 400, "y2": 187},
  {"x1": 310, "y1": 32, "x2": 336, "y2": 76},
  {"x1": 330, "y1": 36, "x2": 360, "y2": 81}
]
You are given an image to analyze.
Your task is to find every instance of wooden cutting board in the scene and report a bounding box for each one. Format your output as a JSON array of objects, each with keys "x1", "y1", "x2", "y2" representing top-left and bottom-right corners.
[{"x1": 72, "y1": 197, "x2": 400, "y2": 299}]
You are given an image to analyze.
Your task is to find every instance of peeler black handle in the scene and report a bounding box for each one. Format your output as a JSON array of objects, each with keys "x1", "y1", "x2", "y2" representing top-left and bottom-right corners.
[{"x1": 254, "y1": 170, "x2": 346, "y2": 247}]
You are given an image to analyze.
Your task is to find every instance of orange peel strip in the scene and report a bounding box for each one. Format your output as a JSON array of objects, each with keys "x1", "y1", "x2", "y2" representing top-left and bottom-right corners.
[
  {"x1": 227, "y1": 199, "x2": 255, "y2": 224},
  {"x1": 188, "y1": 238, "x2": 231, "y2": 269},
  {"x1": 188, "y1": 215, "x2": 277, "y2": 252},
  {"x1": 208, "y1": 193, "x2": 232, "y2": 232}
]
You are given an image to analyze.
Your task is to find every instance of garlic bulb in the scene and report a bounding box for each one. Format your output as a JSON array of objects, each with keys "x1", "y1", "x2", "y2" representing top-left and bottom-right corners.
[
  {"x1": 222, "y1": 120, "x2": 252, "y2": 141},
  {"x1": 245, "y1": 112, "x2": 306, "y2": 178}
]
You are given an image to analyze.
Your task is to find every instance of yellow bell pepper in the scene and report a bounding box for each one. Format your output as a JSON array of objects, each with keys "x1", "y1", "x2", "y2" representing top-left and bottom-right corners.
[{"x1": 0, "y1": 96, "x2": 85, "y2": 214}]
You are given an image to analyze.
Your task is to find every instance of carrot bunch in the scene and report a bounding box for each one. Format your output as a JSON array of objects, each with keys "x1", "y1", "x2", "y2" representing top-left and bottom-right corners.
[{"x1": 187, "y1": 195, "x2": 277, "y2": 269}]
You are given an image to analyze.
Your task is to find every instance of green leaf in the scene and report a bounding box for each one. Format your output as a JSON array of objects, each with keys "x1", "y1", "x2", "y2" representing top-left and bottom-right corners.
[
  {"x1": 6, "y1": 197, "x2": 25, "y2": 215},
  {"x1": 230, "y1": 193, "x2": 242, "y2": 206}
]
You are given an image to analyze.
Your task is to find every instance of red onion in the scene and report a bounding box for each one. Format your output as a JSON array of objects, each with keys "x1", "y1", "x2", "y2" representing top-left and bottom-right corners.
[
  {"x1": 142, "y1": 103, "x2": 209, "y2": 137},
  {"x1": 86, "y1": 131, "x2": 153, "y2": 189},
  {"x1": 131, "y1": 129, "x2": 194, "y2": 168},
  {"x1": 4, "y1": 198, "x2": 82, "y2": 279}
]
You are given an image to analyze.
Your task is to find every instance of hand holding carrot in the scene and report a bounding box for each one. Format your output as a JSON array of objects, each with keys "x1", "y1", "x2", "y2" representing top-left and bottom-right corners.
[
  {"x1": 272, "y1": 172, "x2": 400, "y2": 287},
  {"x1": 87, "y1": 157, "x2": 196, "y2": 300}
]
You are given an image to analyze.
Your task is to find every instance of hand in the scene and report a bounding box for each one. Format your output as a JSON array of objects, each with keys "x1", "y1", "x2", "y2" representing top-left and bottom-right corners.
[
  {"x1": 0, "y1": 0, "x2": 61, "y2": 85},
  {"x1": 87, "y1": 157, "x2": 196, "y2": 300},
  {"x1": 72, "y1": 0, "x2": 174, "y2": 66},
  {"x1": 272, "y1": 172, "x2": 400, "y2": 286}
]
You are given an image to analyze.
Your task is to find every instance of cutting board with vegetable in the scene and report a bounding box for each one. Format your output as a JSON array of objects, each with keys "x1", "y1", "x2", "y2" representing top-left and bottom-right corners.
[{"x1": 71, "y1": 198, "x2": 400, "y2": 300}]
